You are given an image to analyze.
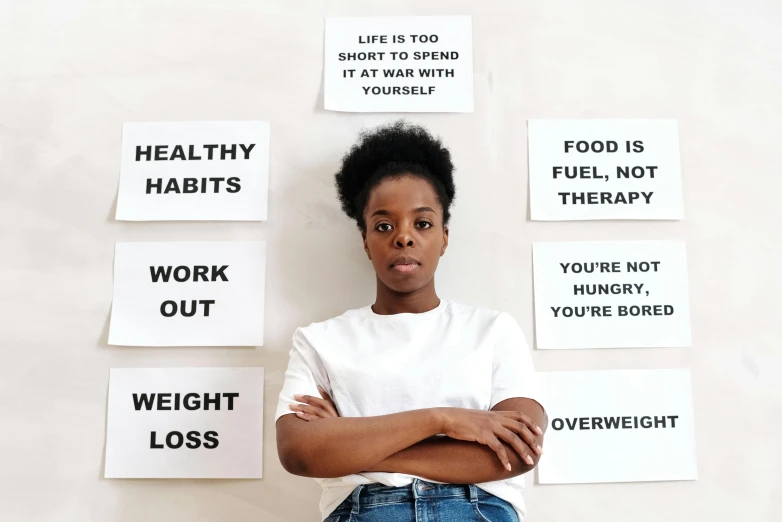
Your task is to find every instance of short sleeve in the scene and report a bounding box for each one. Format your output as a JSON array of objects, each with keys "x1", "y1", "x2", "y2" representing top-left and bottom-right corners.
[
  {"x1": 274, "y1": 327, "x2": 330, "y2": 423},
  {"x1": 489, "y1": 313, "x2": 545, "y2": 411}
]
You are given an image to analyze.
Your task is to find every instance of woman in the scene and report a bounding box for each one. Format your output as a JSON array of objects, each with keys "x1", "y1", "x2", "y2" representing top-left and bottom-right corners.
[{"x1": 275, "y1": 120, "x2": 547, "y2": 522}]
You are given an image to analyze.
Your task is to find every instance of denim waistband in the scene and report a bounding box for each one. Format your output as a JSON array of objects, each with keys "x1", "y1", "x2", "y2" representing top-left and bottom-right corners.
[{"x1": 338, "y1": 478, "x2": 488, "y2": 515}]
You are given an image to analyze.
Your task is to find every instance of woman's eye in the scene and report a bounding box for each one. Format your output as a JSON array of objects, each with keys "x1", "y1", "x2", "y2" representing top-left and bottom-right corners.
[
  {"x1": 417, "y1": 221, "x2": 432, "y2": 229},
  {"x1": 376, "y1": 223, "x2": 392, "y2": 232}
]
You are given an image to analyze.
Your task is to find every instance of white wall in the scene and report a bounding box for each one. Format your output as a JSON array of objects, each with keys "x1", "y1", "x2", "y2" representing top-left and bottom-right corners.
[{"x1": 1, "y1": 1, "x2": 780, "y2": 521}]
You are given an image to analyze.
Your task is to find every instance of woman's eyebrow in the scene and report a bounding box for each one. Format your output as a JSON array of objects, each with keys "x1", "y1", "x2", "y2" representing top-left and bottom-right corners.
[{"x1": 414, "y1": 206, "x2": 436, "y2": 214}]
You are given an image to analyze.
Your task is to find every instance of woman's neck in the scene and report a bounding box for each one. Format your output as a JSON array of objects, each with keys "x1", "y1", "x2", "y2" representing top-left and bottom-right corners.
[{"x1": 371, "y1": 280, "x2": 440, "y2": 315}]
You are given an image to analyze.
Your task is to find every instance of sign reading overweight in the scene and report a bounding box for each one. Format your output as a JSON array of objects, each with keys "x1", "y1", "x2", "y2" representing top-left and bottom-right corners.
[
  {"x1": 324, "y1": 16, "x2": 474, "y2": 112},
  {"x1": 116, "y1": 121, "x2": 270, "y2": 221},
  {"x1": 108, "y1": 241, "x2": 266, "y2": 347},
  {"x1": 538, "y1": 369, "x2": 697, "y2": 484},
  {"x1": 528, "y1": 120, "x2": 684, "y2": 220},
  {"x1": 104, "y1": 367, "x2": 264, "y2": 478},
  {"x1": 533, "y1": 240, "x2": 691, "y2": 349}
]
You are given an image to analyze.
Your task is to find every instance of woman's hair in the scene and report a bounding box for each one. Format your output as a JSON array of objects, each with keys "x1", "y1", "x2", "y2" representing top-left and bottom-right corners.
[{"x1": 335, "y1": 120, "x2": 456, "y2": 231}]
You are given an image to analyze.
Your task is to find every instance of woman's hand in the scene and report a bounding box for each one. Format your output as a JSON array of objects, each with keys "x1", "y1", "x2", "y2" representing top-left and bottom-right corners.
[
  {"x1": 289, "y1": 386, "x2": 340, "y2": 420},
  {"x1": 438, "y1": 408, "x2": 543, "y2": 472}
]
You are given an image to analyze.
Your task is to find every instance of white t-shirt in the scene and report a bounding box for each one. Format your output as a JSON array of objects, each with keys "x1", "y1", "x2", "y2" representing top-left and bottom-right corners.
[{"x1": 274, "y1": 299, "x2": 544, "y2": 521}]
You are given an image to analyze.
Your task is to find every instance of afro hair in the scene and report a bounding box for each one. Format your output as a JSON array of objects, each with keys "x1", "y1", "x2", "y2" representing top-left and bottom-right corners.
[{"x1": 335, "y1": 120, "x2": 456, "y2": 231}]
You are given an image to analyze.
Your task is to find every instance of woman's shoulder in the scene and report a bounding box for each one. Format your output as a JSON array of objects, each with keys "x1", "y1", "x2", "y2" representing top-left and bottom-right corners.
[
  {"x1": 294, "y1": 304, "x2": 369, "y2": 336},
  {"x1": 446, "y1": 299, "x2": 513, "y2": 323}
]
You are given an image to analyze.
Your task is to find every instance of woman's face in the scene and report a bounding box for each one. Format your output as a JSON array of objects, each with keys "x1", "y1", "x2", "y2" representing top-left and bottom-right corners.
[{"x1": 362, "y1": 175, "x2": 449, "y2": 295}]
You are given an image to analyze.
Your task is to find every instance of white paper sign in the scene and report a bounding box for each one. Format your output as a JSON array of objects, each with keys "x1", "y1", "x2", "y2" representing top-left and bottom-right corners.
[
  {"x1": 533, "y1": 241, "x2": 692, "y2": 349},
  {"x1": 528, "y1": 120, "x2": 684, "y2": 220},
  {"x1": 104, "y1": 367, "x2": 264, "y2": 478},
  {"x1": 324, "y1": 16, "x2": 474, "y2": 112},
  {"x1": 538, "y1": 369, "x2": 698, "y2": 484},
  {"x1": 108, "y1": 241, "x2": 266, "y2": 347},
  {"x1": 116, "y1": 121, "x2": 270, "y2": 221}
]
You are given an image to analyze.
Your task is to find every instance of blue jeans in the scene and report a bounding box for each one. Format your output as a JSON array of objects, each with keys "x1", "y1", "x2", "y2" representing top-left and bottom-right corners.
[{"x1": 324, "y1": 478, "x2": 520, "y2": 522}]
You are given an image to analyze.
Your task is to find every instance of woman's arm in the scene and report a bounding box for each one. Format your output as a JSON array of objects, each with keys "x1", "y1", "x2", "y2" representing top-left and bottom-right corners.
[
  {"x1": 276, "y1": 407, "x2": 444, "y2": 478},
  {"x1": 365, "y1": 398, "x2": 547, "y2": 483}
]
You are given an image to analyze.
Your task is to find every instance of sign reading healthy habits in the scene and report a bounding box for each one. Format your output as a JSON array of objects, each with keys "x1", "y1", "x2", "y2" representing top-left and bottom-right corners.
[
  {"x1": 116, "y1": 121, "x2": 270, "y2": 221},
  {"x1": 108, "y1": 241, "x2": 266, "y2": 347},
  {"x1": 324, "y1": 16, "x2": 474, "y2": 112},
  {"x1": 538, "y1": 369, "x2": 697, "y2": 484},
  {"x1": 528, "y1": 120, "x2": 684, "y2": 220},
  {"x1": 104, "y1": 367, "x2": 264, "y2": 478},
  {"x1": 533, "y1": 240, "x2": 691, "y2": 349}
]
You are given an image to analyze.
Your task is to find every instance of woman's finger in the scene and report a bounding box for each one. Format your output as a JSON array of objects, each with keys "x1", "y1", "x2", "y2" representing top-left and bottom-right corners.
[
  {"x1": 293, "y1": 394, "x2": 335, "y2": 415},
  {"x1": 496, "y1": 427, "x2": 536, "y2": 465},
  {"x1": 290, "y1": 403, "x2": 331, "y2": 419},
  {"x1": 484, "y1": 433, "x2": 512, "y2": 472},
  {"x1": 501, "y1": 419, "x2": 541, "y2": 454},
  {"x1": 316, "y1": 386, "x2": 339, "y2": 416},
  {"x1": 493, "y1": 410, "x2": 543, "y2": 435}
]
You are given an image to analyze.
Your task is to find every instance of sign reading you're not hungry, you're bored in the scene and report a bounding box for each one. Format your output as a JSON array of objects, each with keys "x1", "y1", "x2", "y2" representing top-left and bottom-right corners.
[
  {"x1": 528, "y1": 120, "x2": 684, "y2": 220},
  {"x1": 104, "y1": 367, "x2": 264, "y2": 479},
  {"x1": 116, "y1": 121, "x2": 270, "y2": 221},
  {"x1": 532, "y1": 240, "x2": 692, "y2": 350},
  {"x1": 537, "y1": 369, "x2": 697, "y2": 484},
  {"x1": 324, "y1": 16, "x2": 474, "y2": 112},
  {"x1": 108, "y1": 241, "x2": 266, "y2": 347}
]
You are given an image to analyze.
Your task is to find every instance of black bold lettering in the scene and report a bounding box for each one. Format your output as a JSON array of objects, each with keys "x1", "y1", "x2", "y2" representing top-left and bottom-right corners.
[
  {"x1": 150, "y1": 431, "x2": 164, "y2": 448},
  {"x1": 186, "y1": 431, "x2": 202, "y2": 449},
  {"x1": 226, "y1": 177, "x2": 241, "y2": 193},
  {"x1": 203, "y1": 431, "x2": 219, "y2": 449},
  {"x1": 150, "y1": 266, "x2": 172, "y2": 283},
  {"x1": 133, "y1": 393, "x2": 155, "y2": 410}
]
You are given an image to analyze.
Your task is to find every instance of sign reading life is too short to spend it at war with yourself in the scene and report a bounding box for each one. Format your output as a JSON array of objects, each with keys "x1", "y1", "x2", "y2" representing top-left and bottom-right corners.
[
  {"x1": 528, "y1": 119, "x2": 684, "y2": 220},
  {"x1": 324, "y1": 16, "x2": 474, "y2": 112},
  {"x1": 537, "y1": 369, "x2": 697, "y2": 484},
  {"x1": 115, "y1": 121, "x2": 270, "y2": 221},
  {"x1": 108, "y1": 241, "x2": 266, "y2": 347},
  {"x1": 532, "y1": 240, "x2": 692, "y2": 349},
  {"x1": 104, "y1": 367, "x2": 264, "y2": 479}
]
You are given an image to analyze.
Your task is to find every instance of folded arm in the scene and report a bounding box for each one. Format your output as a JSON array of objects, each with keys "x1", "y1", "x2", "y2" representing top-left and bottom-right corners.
[
  {"x1": 365, "y1": 398, "x2": 547, "y2": 483},
  {"x1": 276, "y1": 407, "x2": 446, "y2": 478}
]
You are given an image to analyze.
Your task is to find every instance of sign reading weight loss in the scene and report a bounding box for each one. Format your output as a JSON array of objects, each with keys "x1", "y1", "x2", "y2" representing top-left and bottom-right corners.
[
  {"x1": 104, "y1": 367, "x2": 264, "y2": 478},
  {"x1": 324, "y1": 16, "x2": 474, "y2": 112},
  {"x1": 528, "y1": 120, "x2": 684, "y2": 220},
  {"x1": 538, "y1": 369, "x2": 697, "y2": 484},
  {"x1": 116, "y1": 121, "x2": 270, "y2": 221},
  {"x1": 532, "y1": 240, "x2": 692, "y2": 349},
  {"x1": 108, "y1": 241, "x2": 266, "y2": 347}
]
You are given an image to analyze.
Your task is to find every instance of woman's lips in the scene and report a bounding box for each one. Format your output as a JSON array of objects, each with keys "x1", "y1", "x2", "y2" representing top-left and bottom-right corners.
[{"x1": 392, "y1": 263, "x2": 419, "y2": 273}]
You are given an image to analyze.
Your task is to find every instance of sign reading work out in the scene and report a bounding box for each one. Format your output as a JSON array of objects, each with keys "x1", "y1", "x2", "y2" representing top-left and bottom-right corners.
[{"x1": 108, "y1": 241, "x2": 266, "y2": 347}]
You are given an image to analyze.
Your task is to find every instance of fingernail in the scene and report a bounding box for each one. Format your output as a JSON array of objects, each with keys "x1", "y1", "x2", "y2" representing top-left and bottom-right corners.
[
  {"x1": 536, "y1": 426, "x2": 543, "y2": 435},
  {"x1": 293, "y1": 395, "x2": 302, "y2": 400},
  {"x1": 537, "y1": 445, "x2": 543, "y2": 454},
  {"x1": 295, "y1": 411, "x2": 304, "y2": 417},
  {"x1": 525, "y1": 455, "x2": 534, "y2": 465},
  {"x1": 505, "y1": 463, "x2": 511, "y2": 471}
]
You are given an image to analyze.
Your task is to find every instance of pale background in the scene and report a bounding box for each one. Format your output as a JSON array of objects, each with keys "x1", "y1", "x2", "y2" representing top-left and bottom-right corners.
[{"x1": 1, "y1": 1, "x2": 780, "y2": 521}]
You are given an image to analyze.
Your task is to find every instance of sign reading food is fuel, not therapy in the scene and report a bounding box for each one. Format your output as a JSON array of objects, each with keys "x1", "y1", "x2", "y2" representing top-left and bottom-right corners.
[
  {"x1": 532, "y1": 240, "x2": 692, "y2": 349},
  {"x1": 528, "y1": 119, "x2": 684, "y2": 220},
  {"x1": 324, "y1": 16, "x2": 474, "y2": 112},
  {"x1": 115, "y1": 121, "x2": 270, "y2": 221},
  {"x1": 104, "y1": 367, "x2": 264, "y2": 479},
  {"x1": 108, "y1": 241, "x2": 266, "y2": 347},
  {"x1": 538, "y1": 369, "x2": 697, "y2": 484}
]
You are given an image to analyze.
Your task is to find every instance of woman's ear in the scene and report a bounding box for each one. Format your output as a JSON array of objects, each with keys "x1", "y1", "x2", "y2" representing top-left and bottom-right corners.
[
  {"x1": 361, "y1": 230, "x2": 371, "y2": 260},
  {"x1": 441, "y1": 225, "x2": 449, "y2": 256}
]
